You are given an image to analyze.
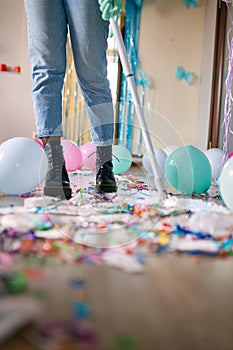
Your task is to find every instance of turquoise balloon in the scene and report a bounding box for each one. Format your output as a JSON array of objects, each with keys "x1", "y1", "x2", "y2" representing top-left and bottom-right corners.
[
  {"x1": 112, "y1": 145, "x2": 132, "y2": 175},
  {"x1": 219, "y1": 157, "x2": 233, "y2": 211},
  {"x1": 164, "y1": 145, "x2": 212, "y2": 194}
]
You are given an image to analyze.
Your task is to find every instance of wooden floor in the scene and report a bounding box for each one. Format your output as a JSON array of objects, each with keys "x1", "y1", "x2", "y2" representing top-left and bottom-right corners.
[{"x1": 2, "y1": 255, "x2": 233, "y2": 350}]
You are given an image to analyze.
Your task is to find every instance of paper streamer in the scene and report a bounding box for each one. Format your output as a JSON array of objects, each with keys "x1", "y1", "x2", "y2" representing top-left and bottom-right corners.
[
  {"x1": 118, "y1": 0, "x2": 151, "y2": 152},
  {"x1": 222, "y1": 3, "x2": 233, "y2": 162}
]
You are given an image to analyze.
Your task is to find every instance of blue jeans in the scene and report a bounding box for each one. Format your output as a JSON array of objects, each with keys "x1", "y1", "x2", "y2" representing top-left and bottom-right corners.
[{"x1": 24, "y1": 0, "x2": 114, "y2": 145}]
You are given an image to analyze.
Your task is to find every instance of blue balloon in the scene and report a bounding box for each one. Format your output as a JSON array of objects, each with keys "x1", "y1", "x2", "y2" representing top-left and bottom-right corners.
[
  {"x1": 164, "y1": 145, "x2": 212, "y2": 194},
  {"x1": 112, "y1": 145, "x2": 132, "y2": 175}
]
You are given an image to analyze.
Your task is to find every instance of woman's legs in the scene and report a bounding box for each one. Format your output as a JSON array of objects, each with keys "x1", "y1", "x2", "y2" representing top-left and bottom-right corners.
[{"x1": 24, "y1": 0, "x2": 67, "y2": 138}]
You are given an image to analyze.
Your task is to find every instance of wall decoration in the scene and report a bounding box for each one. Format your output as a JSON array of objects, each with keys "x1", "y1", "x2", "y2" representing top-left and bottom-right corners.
[
  {"x1": 62, "y1": 35, "x2": 89, "y2": 146},
  {"x1": 118, "y1": 0, "x2": 151, "y2": 153},
  {"x1": 183, "y1": 0, "x2": 199, "y2": 8},
  {"x1": 0, "y1": 63, "x2": 21, "y2": 73},
  {"x1": 175, "y1": 66, "x2": 194, "y2": 84}
]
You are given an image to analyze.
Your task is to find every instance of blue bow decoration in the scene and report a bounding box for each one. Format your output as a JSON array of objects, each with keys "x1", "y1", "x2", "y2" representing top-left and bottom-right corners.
[
  {"x1": 175, "y1": 66, "x2": 194, "y2": 84},
  {"x1": 184, "y1": 0, "x2": 199, "y2": 8},
  {"x1": 136, "y1": 73, "x2": 151, "y2": 88}
]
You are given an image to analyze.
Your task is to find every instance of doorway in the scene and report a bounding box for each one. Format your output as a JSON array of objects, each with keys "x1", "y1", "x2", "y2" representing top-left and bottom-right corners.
[{"x1": 209, "y1": 0, "x2": 233, "y2": 152}]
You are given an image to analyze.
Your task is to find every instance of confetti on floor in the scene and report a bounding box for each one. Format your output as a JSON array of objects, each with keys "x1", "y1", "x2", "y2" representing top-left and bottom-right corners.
[{"x1": 0, "y1": 171, "x2": 232, "y2": 267}]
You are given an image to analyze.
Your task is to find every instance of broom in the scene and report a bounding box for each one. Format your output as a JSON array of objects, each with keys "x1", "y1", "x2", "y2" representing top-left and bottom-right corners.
[{"x1": 109, "y1": 14, "x2": 167, "y2": 202}]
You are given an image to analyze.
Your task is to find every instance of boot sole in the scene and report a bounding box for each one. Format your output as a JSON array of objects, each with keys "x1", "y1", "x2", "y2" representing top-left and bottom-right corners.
[{"x1": 44, "y1": 185, "x2": 72, "y2": 200}]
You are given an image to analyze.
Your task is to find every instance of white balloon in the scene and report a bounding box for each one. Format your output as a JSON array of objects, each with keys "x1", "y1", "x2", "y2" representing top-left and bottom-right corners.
[
  {"x1": 205, "y1": 148, "x2": 225, "y2": 180},
  {"x1": 0, "y1": 137, "x2": 48, "y2": 195},
  {"x1": 142, "y1": 148, "x2": 167, "y2": 176},
  {"x1": 219, "y1": 157, "x2": 233, "y2": 211},
  {"x1": 163, "y1": 145, "x2": 179, "y2": 156}
]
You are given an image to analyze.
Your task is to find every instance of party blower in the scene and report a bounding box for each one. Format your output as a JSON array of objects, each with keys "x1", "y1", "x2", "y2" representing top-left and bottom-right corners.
[{"x1": 109, "y1": 13, "x2": 167, "y2": 202}]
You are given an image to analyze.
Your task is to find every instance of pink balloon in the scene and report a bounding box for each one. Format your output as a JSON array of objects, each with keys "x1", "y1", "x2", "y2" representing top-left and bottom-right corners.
[
  {"x1": 80, "y1": 143, "x2": 96, "y2": 171},
  {"x1": 61, "y1": 139, "x2": 82, "y2": 171},
  {"x1": 228, "y1": 151, "x2": 233, "y2": 159},
  {"x1": 33, "y1": 138, "x2": 44, "y2": 148}
]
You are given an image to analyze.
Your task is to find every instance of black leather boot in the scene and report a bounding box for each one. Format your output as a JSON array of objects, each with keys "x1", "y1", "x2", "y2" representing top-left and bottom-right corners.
[
  {"x1": 44, "y1": 141, "x2": 72, "y2": 200},
  {"x1": 95, "y1": 145, "x2": 117, "y2": 193}
]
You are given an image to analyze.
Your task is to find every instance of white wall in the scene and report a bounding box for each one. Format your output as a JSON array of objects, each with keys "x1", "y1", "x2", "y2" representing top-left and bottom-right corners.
[
  {"x1": 138, "y1": 0, "x2": 207, "y2": 148},
  {"x1": 0, "y1": 0, "x2": 35, "y2": 144}
]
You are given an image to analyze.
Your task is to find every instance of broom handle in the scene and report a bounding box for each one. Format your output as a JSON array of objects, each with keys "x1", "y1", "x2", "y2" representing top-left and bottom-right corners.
[{"x1": 110, "y1": 16, "x2": 167, "y2": 201}]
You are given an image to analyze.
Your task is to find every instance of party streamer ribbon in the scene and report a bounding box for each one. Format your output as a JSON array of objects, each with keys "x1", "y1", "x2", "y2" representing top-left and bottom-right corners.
[
  {"x1": 175, "y1": 66, "x2": 194, "y2": 84},
  {"x1": 222, "y1": 2, "x2": 233, "y2": 162},
  {"x1": 223, "y1": 37, "x2": 233, "y2": 162},
  {"x1": 118, "y1": 0, "x2": 150, "y2": 151},
  {"x1": 184, "y1": 0, "x2": 199, "y2": 8}
]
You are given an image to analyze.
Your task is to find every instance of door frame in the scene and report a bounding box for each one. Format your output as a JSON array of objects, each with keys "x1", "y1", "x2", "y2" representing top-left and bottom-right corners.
[
  {"x1": 197, "y1": 0, "x2": 221, "y2": 150},
  {"x1": 208, "y1": 0, "x2": 227, "y2": 149}
]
